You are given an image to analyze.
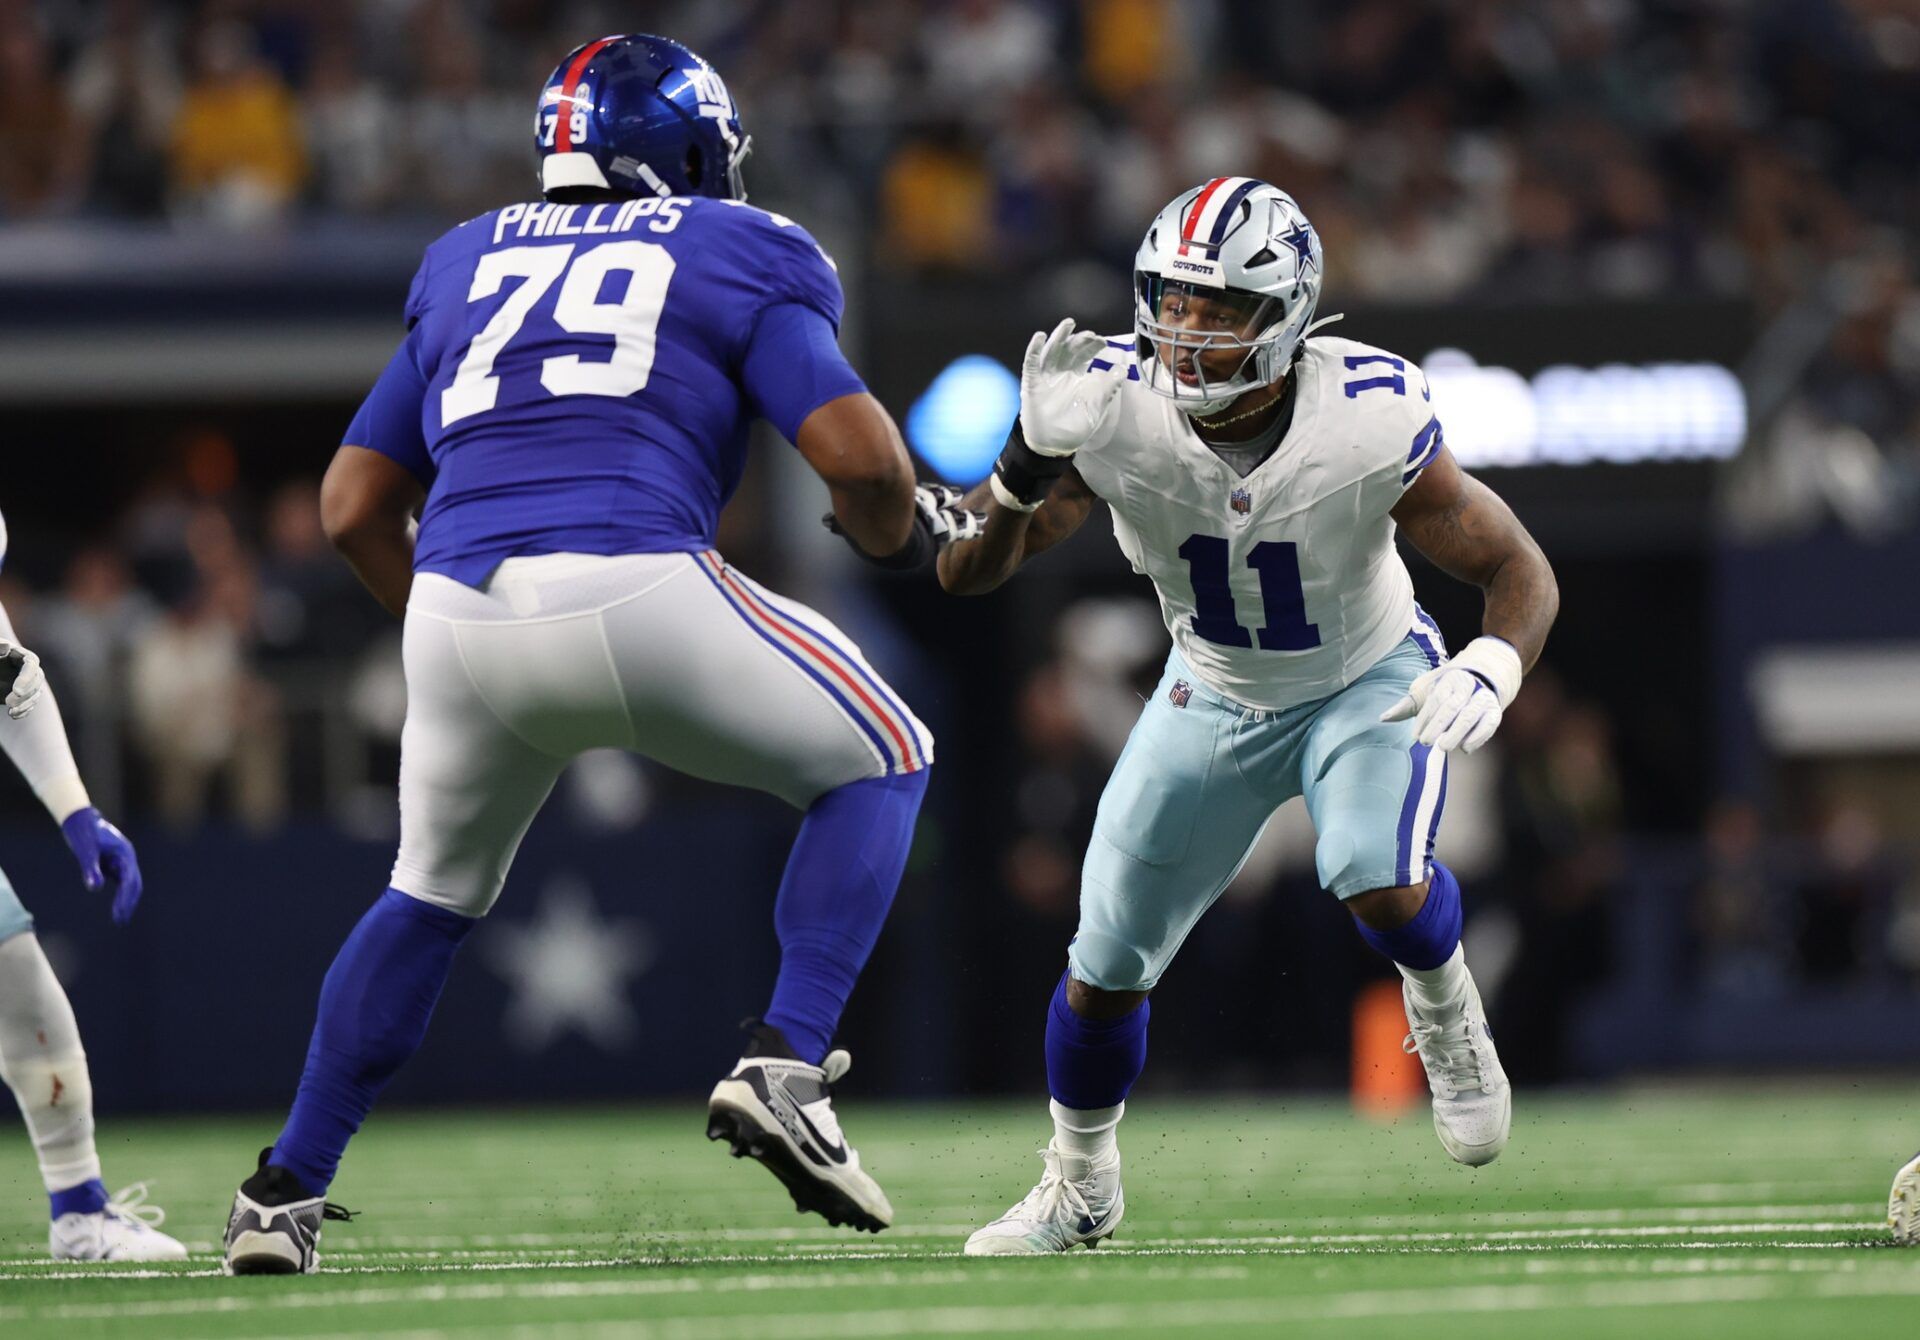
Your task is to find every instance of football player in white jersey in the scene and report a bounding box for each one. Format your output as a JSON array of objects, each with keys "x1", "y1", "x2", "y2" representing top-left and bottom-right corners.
[
  {"x1": 1893, "y1": 1151, "x2": 1920, "y2": 1245},
  {"x1": 939, "y1": 178, "x2": 1559, "y2": 1254},
  {"x1": 0, "y1": 513, "x2": 186, "y2": 1262}
]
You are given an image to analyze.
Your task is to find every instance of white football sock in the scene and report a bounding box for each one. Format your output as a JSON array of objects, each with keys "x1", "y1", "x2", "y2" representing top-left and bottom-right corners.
[
  {"x1": 0, "y1": 934, "x2": 103, "y2": 1194},
  {"x1": 1050, "y1": 1098, "x2": 1123, "y2": 1165},
  {"x1": 1398, "y1": 943, "x2": 1470, "y2": 1014}
]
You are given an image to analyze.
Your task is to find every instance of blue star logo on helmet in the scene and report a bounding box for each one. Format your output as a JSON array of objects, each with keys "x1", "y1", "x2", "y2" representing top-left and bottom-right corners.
[{"x1": 1280, "y1": 221, "x2": 1319, "y2": 275}]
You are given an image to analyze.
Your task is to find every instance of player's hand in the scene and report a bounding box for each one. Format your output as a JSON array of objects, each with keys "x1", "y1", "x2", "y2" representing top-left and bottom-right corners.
[
  {"x1": 61, "y1": 807, "x2": 145, "y2": 925},
  {"x1": 1, "y1": 639, "x2": 44, "y2": 719},
  {"x1": 824, "y1": 484, "x2": 985, "y2": 568},
  {"x1": 911, "y1": 483, "x2": 985, "y2": 546},
  {"x1": 1020, "y1": 318, "x2": 1122, "y2": 458},
  {"x1": 1381, "y1": 636, "x2": 1524, "y2": 754}
]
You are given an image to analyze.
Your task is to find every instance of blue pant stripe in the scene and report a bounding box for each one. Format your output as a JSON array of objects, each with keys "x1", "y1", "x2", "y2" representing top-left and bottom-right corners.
[
  {"x1": 692, "y1": 559, "x2": 896, "y2": 773},
  {"x1": 1394, "y1": 742, "x2": 1433, "y2": 888},
  {"x1": 731, "y1": 568, "x2": 927, "y2": 772}
]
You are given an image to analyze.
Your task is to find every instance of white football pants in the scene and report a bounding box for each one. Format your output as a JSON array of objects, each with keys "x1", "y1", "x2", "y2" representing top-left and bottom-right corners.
[{"x1": 392, "y1": 551, "x2": 932, "y2": 918}]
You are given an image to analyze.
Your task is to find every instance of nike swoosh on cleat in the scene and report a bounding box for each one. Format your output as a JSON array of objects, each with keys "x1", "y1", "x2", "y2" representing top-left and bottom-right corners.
[{"x1": 792, "y1": 1104, "x2": 850, "y2": 1165}]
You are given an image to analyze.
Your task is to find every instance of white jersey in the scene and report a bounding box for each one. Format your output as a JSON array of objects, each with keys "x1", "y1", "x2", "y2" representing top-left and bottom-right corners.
[{"x1": 1072, "y1": 335, "x2": 1445, "y2": 711}]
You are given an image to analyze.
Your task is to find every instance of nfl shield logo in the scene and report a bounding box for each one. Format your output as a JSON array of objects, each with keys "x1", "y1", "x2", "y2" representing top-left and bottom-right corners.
[
  {"x1": 1230, "y1": 487, "x2": 1252, "y2": 514},
  {"x1": 1169, "y1": 679, "x2": 1192, "y2": 708}
]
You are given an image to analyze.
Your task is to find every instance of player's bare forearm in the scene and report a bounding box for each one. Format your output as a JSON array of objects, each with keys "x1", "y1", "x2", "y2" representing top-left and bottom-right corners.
[
  {"x1": 936, "y1": 466, "x2": 1096, "y2": 595},
  {"x1": 322, "y1": 445, "x2": 425, "y2": 619},
  {"x1": 1392, "y1": 450, "x2": 1558, "y2": 669},
  {"x1": 795, "y1": 393, "x2": 916, "y2": 558}
]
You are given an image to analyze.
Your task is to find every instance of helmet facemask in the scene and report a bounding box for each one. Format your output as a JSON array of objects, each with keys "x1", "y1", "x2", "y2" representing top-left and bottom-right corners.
[{"x1": 1134, "y1": 275, "x2": 1294, "y2": 416}]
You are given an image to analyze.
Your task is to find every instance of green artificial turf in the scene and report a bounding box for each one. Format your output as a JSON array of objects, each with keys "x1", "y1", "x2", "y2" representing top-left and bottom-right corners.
[{"x1": 3, "y1": 1087, "x2": 1917, "y2": 1338}]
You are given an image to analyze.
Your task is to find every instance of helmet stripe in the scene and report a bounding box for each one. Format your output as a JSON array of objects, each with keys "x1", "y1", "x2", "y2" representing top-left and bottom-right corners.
[
  {"x1": 1179, "y1": 176, "x2": 1233, "y2": 251},
  {"x1": 554, "y1": 37, "x2": 616, "y2": 154},
  {"x1": 1205, "y1": 178, "x2": 1263, "y2": 246},
  {"x1": 1182, "y1": 176, "x2": 1256, "y2": 253}
]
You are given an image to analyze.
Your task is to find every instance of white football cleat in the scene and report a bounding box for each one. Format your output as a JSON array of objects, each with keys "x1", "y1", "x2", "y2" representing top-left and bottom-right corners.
[
  {"x1": 49, "y1": 1183, "x2": 188, "y2": 1263},
  {"x1": 1402, "y1": 971, "x2": 1510, "y2": 1167},
  {"x1": 707, "y1": 1020, "x2": 893, "y2": 1233},
  {"x1": 1891, "y1": 1151, "x2": 1920, "y2": 1245},
  {"x1": 965, "y1": 1143, "x2": 1124, "y2": 1255}
]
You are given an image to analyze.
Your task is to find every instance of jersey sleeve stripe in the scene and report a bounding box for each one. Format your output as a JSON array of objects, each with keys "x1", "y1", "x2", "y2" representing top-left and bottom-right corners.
[
  {"x1": 1403, "y1": 416, "x2": 1444, "y2": 484},
  {"x1": 697, "y1": 553, "x2": 925, "y2": 773}
]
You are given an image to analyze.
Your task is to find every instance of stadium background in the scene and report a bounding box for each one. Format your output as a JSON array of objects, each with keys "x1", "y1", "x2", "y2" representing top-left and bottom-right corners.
[{"x1": 0, "y1": 0, "x2": 1917, "y2": 1124}]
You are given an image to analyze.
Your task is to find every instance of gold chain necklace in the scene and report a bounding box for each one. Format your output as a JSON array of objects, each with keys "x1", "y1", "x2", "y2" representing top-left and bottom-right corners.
[{"x1": 1194, "y1": 386, "x2": 1286, "y2": 431}]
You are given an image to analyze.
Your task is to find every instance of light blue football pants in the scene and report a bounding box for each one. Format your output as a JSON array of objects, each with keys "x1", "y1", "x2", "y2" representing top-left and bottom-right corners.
[
  {"x1": 0, "y1": 865, "x2": 30, "y2": 944},
  {"x1": 1069, "y1": 634, "x2": 1449, "y2": 993}
]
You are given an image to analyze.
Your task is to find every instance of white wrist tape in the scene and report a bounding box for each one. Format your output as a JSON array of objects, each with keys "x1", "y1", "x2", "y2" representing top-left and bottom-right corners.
[
  {"x1": 988, "y1": 473, "x2": 1044, "y2": 513},
  {"x1": 1450, "y1": 636, "x2": 1524, "y2": 708}
]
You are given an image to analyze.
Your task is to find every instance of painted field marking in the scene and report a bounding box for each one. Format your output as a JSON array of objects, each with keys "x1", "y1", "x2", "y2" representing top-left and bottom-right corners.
[{"x1": 114, "y1": 1270, "x2": 1920, "y2": 1340}]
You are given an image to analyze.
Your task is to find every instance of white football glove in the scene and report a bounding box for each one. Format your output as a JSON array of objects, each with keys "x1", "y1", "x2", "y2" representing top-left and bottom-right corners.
[
  {"x1": 1019, "y1": 317, "x2": 1124, "y2": 458},
  {"x1": 913, "y1": 483, "x2": 985, "y2": 545},
  {"x1": 2, "y1": 639, "x2": 45, "y2": 720},
  {"x1": 1381, "y1": 636, "x2": 1523, "y2": 754}
]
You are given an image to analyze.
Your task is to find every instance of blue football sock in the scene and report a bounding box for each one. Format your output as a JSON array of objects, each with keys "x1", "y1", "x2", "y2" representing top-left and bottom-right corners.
[
  {"x1": 1045, "y1": 971, "x2": 1150, "y2": 1111},
  {"x1": 49, "y1": 1177, "x2": 108, "y2": 1219},
  {"x1": 1354, "y1": 860, "x2": 1463, "y2": 971},
  {"x1": 269, "y1": 887, "x2": 475, "y2": 1195},
  {"x1": 764, "y1": 769, "x2": 929, "y2": 1065}
]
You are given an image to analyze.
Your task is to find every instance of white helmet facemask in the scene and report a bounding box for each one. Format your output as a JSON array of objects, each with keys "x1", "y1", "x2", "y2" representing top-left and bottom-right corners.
[{"x1": 1132, "y1": 178, "x2": 1328, "y2": 417}]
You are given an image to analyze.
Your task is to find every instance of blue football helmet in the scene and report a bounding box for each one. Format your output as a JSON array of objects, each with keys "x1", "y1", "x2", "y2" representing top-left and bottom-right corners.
[{"x1": 536, "y1": 34, "x2": 750, "y2": 201}]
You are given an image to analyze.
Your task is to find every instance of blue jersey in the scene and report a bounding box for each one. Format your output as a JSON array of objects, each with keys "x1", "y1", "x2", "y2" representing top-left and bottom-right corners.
[{"x1": 346, "y1": 196, "x2": 866, "y2": 586}]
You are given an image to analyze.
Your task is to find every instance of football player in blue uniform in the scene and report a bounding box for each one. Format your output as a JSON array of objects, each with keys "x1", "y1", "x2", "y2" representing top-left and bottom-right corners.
[{"x1": 223, "y1": 34, "x2": 980, "y2": 1274}]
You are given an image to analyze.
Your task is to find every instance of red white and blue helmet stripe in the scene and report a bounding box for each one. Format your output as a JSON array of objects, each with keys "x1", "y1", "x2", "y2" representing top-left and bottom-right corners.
[{"x1": 1179, "y1": 176, "x2": 1263, "y2": 255}]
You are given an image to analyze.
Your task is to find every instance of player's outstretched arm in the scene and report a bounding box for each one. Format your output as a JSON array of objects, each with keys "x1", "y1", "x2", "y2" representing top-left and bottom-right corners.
[
  {"x1": 322, "y1": 445, "x2": 426, "y2": 618},
  {"x1": 795, "y1": 392, "x2": 918, "y2": 561},
  {"x1": 1382, "y1": 448, "x2": 1558, "y2": 754},
  {"x1": 938, "y1": 319, "x2": 1117, "y2": 595},
  {"x1": 1390, "y1": 449, "x2": 1558, "y2": 668},
  {"x1": 0, "y1": 603, "x2": 145, "y2": 921},
  {"x1": 936, "y1": 464, "x2": 1097, "y2": 596}
]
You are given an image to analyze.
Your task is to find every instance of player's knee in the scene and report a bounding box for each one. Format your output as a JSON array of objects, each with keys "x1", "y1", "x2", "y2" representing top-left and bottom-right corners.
[
  {"x1": 386, "y1": 862, "x2": 500, "y2": 920},
  {"x1": 1067, "y1": 932, "x2": 1158, "y2": 994},
  {"x1": 807, "y1": 760, "x2": 930, "y2": 812},
  {"x1": 1315, "y1": 825, "x2": 1398, "y2": 902}
]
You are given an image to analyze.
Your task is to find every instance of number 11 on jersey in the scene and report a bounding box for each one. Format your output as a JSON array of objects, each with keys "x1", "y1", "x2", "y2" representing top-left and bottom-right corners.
[{"x1": 1177, "y1": 534, "x2": 1321, "y2": 651}]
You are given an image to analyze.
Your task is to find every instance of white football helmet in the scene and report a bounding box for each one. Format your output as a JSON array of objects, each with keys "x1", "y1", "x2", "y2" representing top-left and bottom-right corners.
[{"x1": 1133, "y1": 177, "x2": 1327, "y2": 415}]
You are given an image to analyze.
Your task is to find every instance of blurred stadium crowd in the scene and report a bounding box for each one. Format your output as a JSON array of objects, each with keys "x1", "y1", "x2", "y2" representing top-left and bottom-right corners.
[
  {"x1": 0, "y1": 0, "x2": 1913, "y2": 305},
  {"x1": 1, "y1": 0, "x2": 1918, "y2": 1058}
]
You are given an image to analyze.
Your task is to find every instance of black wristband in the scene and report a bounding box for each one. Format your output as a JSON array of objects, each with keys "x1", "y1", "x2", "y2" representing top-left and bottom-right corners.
[
  {"x1": 822, "y1": 505, "x2": 938, "y2": 570},
  {"x1": 863, "y1": 513, "x2": 937, "y2": 570},
  {"x1": 992, "y1": 420, "x2": 1068, "y2": 509}
]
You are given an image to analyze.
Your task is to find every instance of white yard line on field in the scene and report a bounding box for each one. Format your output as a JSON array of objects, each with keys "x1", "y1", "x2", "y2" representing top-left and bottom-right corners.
[
  {"x1": 155, "y1": 1271, "x2": 1920, "y2": 1340},
  {"x1": 0, "y1": 1223, "x2": 1896, "y2": 1293}
]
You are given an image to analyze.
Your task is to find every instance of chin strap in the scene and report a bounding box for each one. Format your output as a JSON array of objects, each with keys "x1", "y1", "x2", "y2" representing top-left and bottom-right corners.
[{"x1": 1301, "y1": 311, "x2": 1345, "y2": 338}]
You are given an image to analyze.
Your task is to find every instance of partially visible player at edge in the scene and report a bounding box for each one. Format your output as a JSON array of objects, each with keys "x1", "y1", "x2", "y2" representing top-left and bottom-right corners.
[
  {"x1": 0, "y1": 515, "x2": 186, "y2": 1262},
  {"x1": 932, "y1": 178, "x2": 1559, "y2": 1253},
  {"x1": 222, "y1": 34, "x2": 981, "y2": 1275},
  {"x1": 1893, "y1": 1152, "x2": 1920, "y2": 1245}
]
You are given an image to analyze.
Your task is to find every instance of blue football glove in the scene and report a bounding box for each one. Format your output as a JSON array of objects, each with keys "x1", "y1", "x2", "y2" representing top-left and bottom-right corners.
[{"x1": 60, "y1": 807, "x2": 144, "y2": 925}]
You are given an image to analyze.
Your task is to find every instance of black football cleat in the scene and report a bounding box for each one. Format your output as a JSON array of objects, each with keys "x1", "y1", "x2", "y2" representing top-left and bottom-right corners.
[
  {"x1": 223, "y1": 1148, "x2": 356, "y2": 1276},
  {"x1": 707, "y1": 1019, "x2": 893, "y2": 1232}
]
